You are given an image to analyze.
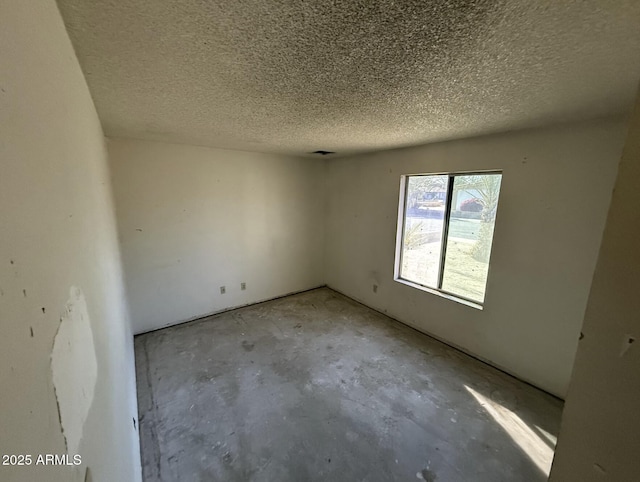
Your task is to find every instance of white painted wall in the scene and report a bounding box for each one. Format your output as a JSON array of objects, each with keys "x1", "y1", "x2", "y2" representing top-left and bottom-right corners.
[
  {"x1": 550, "y1": 88, "x2": 640, "y2": 481},
  {"x1": 0, "y1": 2, "x2": 141, "y2": 481},
  {"x1": 109, "y1": 139, "x2": 325, "y2": 334},
  {"x1": 325, "y1": 119, "x2": 627, "y2": 398}
]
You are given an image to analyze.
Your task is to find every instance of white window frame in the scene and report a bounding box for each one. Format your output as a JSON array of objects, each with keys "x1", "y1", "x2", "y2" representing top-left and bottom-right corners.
[{"x1": 394, "y1": 170, "x2": 502, "y2": 310}]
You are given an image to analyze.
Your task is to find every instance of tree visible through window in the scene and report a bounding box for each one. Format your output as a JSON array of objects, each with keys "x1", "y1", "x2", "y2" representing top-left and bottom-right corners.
[{"x1": 396, "y1": 172, "x2": 502, "y2": 305}]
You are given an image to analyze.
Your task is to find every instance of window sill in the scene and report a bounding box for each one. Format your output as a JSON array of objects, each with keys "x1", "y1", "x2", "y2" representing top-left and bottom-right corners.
[{"x1": 394, "y1": 277, "x2": 484, "y2": 310}]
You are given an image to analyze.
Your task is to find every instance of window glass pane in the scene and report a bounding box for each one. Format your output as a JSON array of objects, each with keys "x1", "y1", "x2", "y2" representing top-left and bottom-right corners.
[
  {"x1": 441, "y1": 173, "x2": 502, "y2": 302},
  {"x1": 400, "y1": 175, "x2": 449, "y2": 288}
]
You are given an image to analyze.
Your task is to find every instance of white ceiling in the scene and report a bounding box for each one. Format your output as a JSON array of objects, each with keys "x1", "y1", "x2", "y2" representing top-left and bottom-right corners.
[{"x1": 57, "y1": 0, "x2": 640, "y2": 157}]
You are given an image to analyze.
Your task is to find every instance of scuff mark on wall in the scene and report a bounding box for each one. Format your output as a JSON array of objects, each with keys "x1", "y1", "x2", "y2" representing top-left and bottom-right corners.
[
  {"x1": 51, "y1": 286, "x2": 98, "y2": 454},
  {"x1": 593, "y1": 463, "x2": 607, "y2": 474},
  {"x1": 619, "y1": 335, "x2": 635, "y2": 358}
]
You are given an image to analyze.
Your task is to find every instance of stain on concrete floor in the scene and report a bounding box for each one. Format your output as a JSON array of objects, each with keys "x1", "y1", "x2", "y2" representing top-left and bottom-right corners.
[{"x1": 135, "y1": 288, "x2": 562, "y2": 481}]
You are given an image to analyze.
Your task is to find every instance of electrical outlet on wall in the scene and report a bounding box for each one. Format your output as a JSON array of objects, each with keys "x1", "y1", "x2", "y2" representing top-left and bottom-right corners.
[
  {"x1": 241, "y1": 282, "x2": 246, "y2": 290},
  {"x1": 220, "y1": 286, "x2": 226, "y2": 294}
]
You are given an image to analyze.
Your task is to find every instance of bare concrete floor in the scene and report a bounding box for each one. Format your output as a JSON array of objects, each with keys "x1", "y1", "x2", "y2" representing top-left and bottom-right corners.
[{"x1": 135, "y1": 288, "x2": 562, "y2": 482}]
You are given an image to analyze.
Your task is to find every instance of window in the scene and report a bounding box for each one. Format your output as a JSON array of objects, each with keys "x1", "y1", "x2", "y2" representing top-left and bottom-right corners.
[{"x1": 395, "y1": 171, "x2": 502, "y2": 307}]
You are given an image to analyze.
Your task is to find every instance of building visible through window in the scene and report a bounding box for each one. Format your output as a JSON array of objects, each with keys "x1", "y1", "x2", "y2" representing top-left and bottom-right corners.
[{"x1": 396, "y1": 172, "x2": 502, "y2": 305}]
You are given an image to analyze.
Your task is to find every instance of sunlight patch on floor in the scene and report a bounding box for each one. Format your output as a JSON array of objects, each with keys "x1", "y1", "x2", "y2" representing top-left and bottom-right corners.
[{"x1": 465, "y1": 385, "x2": 556, "y2": 476}]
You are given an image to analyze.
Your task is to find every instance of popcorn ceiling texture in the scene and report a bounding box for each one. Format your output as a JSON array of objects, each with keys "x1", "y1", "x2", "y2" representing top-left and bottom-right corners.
[{"x1": 57, "y1": 0, "x2": 640, "y2": 156}]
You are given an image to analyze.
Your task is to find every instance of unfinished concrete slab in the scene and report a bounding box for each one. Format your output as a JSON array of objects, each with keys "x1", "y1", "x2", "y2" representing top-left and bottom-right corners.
[{"x1": 135, "y1": 288, "x2": 562, "y2": 481}]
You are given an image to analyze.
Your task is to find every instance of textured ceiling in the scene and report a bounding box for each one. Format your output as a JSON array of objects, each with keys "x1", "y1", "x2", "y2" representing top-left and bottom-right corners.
[{"x1": 57, "y1": 0, "x2": 640, "y2": 157}]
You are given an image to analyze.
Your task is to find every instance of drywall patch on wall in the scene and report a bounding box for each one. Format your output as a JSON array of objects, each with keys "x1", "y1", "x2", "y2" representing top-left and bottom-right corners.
[{"x1": 51, "y1": 286, "x2": 98, "y2": 454}]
